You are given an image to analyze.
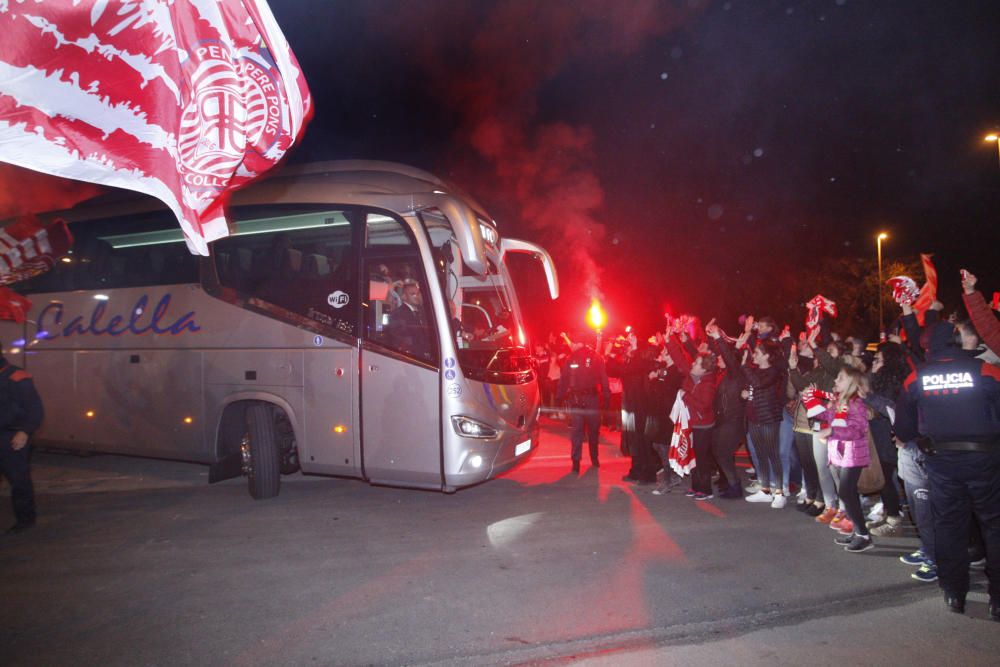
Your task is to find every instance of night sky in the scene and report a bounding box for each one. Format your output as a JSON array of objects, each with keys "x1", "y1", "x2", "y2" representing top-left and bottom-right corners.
[
  {"x1": 5, "y1": 0, "x2": 1000, "y2": 339},
  {"x1": 269, "y1": 0, "x2": 1000, "y2": 338}
]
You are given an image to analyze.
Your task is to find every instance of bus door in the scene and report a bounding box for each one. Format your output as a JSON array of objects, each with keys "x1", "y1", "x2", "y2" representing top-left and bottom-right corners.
[{"x1": 360, "y1": 213, "x2": 441, "y2": 488}]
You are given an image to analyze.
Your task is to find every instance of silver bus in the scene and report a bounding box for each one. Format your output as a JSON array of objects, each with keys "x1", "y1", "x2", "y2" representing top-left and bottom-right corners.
[{"x1": 1, "y1": 161, "x2": 559, "y2": 498}]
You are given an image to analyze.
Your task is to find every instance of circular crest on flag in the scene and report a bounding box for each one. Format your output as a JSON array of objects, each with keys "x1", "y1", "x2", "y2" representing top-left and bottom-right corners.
[{"x1": 178, "y1": 46, "x2": 284, "y2": 192}]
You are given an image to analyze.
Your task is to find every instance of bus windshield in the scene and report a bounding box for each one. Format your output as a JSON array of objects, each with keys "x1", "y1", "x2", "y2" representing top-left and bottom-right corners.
[{"x1": 420, "y1": 209, "x2": 532, "y2": 384}]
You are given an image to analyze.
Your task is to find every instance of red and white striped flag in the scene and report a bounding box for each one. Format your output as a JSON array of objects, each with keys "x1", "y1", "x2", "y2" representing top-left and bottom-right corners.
[
  {"x1": 804, "y1": 294, "x2": 837, "y2": 339},
  {"x1": 0, "y1": 214, "x2": 74, "y2": 286},
  {"x1": 667, "y1": 391, "x2": 695, "y2": 477},
  {"x1": 0, "y1": 1, "x2": 312, "y2": 255}
]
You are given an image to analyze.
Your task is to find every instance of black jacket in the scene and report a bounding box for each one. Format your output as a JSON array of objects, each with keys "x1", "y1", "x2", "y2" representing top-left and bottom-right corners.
[
  {"x1": 556, "y1": 347, "x2": 611, "y2": 404},
  {"x1": 713, "y1": 338, "x2": 784, "y2": 424},
  {"x1": 896, "y1": 349, "x2": 1000, "y2": 444},
  {"x1": 0, "y1": 361, "x2": 44, "y2": 436},
  {"x1": 708, "y1": 340, "x2": 746, "y2": 425}
]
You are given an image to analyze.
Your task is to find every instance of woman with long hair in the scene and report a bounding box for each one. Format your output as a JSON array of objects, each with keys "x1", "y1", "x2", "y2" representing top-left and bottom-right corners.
[
  {"x1": 717, "y1": 332, "x2": 787, "y2": 507},
  {"x1": 742, "y1": 339, "x2": 788, "y2": 507},
  {"x1": 865, "y1": 342, "x2": 910, "y2": 537}
]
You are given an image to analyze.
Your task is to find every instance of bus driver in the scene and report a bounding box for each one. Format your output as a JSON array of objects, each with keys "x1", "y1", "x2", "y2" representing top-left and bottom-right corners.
[{"x1": 388, "y1": 281, "x2": 431, "y2": 360}]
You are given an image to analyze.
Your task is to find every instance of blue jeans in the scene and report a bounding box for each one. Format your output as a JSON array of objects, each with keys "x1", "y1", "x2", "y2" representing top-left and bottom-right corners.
[
  {"x1": 897, "y1": 442, "x2": 934, "y2": 561},
  {"x1": 746, "y1": 430, "x2": 762, "y2": 482},
  {"x1": 779, "y1": 412, "x2": 801, "y2": 493}
]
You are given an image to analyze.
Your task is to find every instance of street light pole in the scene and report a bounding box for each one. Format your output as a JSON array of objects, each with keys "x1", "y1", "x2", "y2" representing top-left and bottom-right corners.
[
  {"x1": 877, "y1": 232, "x2": 888, "y2": 341},
  {"x1": 986, "y1": 134, "x2": 1000, "y2": 168}
]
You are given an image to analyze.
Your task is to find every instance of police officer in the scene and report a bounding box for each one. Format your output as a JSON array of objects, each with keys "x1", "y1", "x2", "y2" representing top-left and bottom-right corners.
[
  {"x1": 0, "y1": 341, "x2": 45, "y2": 535},
  {"x1": 556, "y1": 333, "x2": 611, "y2": 474},
  {"x1": 895, "y1": 321, "x2": 1000, "y2": 620}
]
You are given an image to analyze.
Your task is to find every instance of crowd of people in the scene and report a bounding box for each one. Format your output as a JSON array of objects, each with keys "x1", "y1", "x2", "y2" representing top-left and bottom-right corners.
[{"x1": 535, "y1": 269, "x2": 1000, "y2": 621}]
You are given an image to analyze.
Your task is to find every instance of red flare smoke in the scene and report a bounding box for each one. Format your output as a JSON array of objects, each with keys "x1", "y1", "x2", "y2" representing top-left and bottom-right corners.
[{"x1": 0, "y1": 164, "x2": 101, "y2": 219}]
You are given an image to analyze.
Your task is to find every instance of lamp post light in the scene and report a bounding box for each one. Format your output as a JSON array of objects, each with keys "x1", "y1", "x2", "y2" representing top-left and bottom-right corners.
[
  {"x1": 986, "y1": 134, "x2": 1000, "y2": 167},
  {"x1": 877, "y1": 232, "x2": 889, "y2": 341}
]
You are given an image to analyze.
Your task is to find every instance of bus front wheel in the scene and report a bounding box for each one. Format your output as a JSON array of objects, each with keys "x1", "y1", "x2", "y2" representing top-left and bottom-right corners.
[{"x1": 241, "y1": 404, "x2": 281, "y2": 499}]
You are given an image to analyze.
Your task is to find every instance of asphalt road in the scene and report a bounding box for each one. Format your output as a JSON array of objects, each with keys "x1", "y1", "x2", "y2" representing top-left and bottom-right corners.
[{"x1": 1, "y1": 419, "x2": 998, "y2": 666}]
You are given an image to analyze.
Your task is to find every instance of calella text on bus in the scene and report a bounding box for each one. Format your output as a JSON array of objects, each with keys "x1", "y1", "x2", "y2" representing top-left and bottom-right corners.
[{"x1": 36, "y1": 293, "x2": 201, "y2": 339}]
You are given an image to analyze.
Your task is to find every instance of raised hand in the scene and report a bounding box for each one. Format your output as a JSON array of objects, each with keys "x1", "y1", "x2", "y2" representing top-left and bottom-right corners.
[
  {"x1": 961, "y1": 269, "x2": 977, "y2": 295},
  {"x1": 704, "y1": 318, "x2": 721, "y2": 339},
  {"x1": 806, "y1": 327, "x2": 819, "y2": 348}
]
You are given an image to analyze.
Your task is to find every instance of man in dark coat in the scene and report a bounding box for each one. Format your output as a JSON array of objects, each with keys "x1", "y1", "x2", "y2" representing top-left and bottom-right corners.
[{"x1": 0, "y1": 342, "x2": 45, "y2": 535}]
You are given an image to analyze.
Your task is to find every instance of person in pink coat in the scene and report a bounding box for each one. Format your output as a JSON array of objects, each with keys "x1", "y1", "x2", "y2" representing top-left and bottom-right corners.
[{"x1": 816, "y1": 366, "x2": 874, "y2": 553}]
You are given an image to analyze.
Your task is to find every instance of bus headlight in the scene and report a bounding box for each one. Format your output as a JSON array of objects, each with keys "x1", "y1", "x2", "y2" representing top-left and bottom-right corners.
[{"x1": 451, "y1": 415, "x2": 498, "y2": 439}]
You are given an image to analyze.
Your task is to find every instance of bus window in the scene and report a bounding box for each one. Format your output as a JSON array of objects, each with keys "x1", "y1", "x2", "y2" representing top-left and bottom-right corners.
[
  {"x1": 419, "y1": 209, "x2": 531, "y2": 383},
  {"x1": 366, "y1": 212, "x2": 413, "y2": 247},
  {"x1": 212, "y1": 210, "x2": 356, "y2": 336},
  {"x1": 364, "y1": 256, "x2": 436, "y2": 365},
  {"x1": 11, "y1": 210, "x2": 199, "y2": 293}
]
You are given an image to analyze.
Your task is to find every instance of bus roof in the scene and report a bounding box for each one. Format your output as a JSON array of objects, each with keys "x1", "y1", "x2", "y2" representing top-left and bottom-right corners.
[
  {"x1": 30, "y1": 160, "x2": 494, "y2": 226},
  {"x1": 22, "y1": 160, "x2": 500, "y2": 276}
]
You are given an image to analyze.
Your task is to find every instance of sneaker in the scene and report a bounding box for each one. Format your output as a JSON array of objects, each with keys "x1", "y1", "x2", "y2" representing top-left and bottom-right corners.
[
  {"x1": 900, "y1": 550, "x2": 928, "y2": 566},
  {"x1": 804, "y1": 503, "x2": 825, "y2": 517},
  {"x1": 693, "y1": 492, "x2": 714, "y2": 501},
  {"x1": 969, "y1": 557, "x2": 987, "y2": 571},
  {"x1": 829, "y1": 511, "x2": 848, "y2": 530},
  {"x1": 744, "y1": 481, "x2": 762, "y2": 494},
  {"x1": 795, "y1": 500, "x2": 810, "y2": 512},
  {"x1": 834, "y1": 533, "x2": 854, "y2": 546},
  {"x1": 770, "y1": 493, "x2": 787, "y2": 509},
  {"x1": 836, "y1": 519, "x2": 855, "y2": 535},
  {"x1": 815, "y1": 507, "x2": 838, "y2": 524},
  {"x1": 865, "y1": 517, "x2": 886, "y2": 530},
  {"x1": 870, "y1": 516, "x2": 902, "y2": 537},
  {"x1": 745, "y1": 489, "x2": 773, "y2": 503},
  {"x1": 911, "y1": 563, "x2": 938, "y2": 582},
  {"x1": 844, "y1": 534, "x2": 874, "y2": 553},
  {"x1": 651, "y1": 483, "x2": 670, "y2": 496},
  {"x1": 684, "y1": 488, "x2": 697, "y2": 497}
]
